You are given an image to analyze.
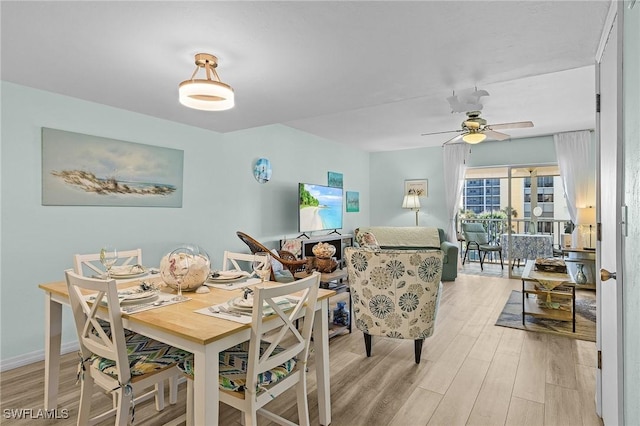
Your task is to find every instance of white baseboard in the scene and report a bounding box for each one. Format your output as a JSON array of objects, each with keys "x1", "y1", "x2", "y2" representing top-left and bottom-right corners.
[{"x1": 0, "y1": 341, "x2": 79, "y2": 372}]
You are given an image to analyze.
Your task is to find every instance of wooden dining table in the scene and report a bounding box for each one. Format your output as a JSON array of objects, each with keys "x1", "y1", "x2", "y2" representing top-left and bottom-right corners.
[{"x1": 39, "y1": 276, "x2": 335, "y2": 425}]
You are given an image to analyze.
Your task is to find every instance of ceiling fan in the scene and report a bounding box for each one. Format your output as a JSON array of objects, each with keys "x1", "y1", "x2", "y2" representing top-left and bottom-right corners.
[{"x1": 421, "y1": 111, "x2": 534, "y2": 145}]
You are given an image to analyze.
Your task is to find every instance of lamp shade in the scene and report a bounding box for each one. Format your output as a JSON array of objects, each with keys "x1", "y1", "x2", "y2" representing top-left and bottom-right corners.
[
  {"x1": 462, "y1": 132, "x2": 486, "y2": 144},
  {"x1": 576, "y1": 207, "x2": 596, "y2": 225},
  {"x1": 402, "y1": 194, "x2": 420, "y2": 210}
]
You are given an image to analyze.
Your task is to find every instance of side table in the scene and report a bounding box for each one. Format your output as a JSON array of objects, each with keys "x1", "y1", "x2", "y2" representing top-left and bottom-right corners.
[
  {"x1": 295, "y1": 268, "x2": 351, "y2": 337},
  {"x1": 562, "y1": 247, "x2": 596, "y2": 290}
]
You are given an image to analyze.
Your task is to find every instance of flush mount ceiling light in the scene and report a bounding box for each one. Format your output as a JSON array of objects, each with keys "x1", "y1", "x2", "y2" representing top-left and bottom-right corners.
[
  {"x1": 178, "y1": 53, "x2": 234, "y2": 111},
  {"x1": 462, "y1": 132, "x2": 486, "y2": 144}
]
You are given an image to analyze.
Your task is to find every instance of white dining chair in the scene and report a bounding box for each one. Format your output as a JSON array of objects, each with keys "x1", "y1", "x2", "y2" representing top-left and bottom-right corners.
[
  {"x1": 221, "y1": 250, "x2": 257, "y2": 274},
  {"x1": 74, "y1": 248, "x2": 143, "y2": 278},
  {"x1": 174, "y1": 272, "x2": 321, "y2": 426},
  {"x1": 65, "y1": 270, "x2": 191, "y2": 426}
]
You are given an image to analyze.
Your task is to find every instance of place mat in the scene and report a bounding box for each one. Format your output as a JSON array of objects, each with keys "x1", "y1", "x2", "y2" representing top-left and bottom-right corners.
[
  {"x1": 85, "y1": 291, "x2": 190, "y2": 314},
  {"x1": 204, "y1": 277, "x2": 261, "y2": 290},
  {"x1": 195, "y1": 296, "x2": 300, "y2": 324},
  {"x1": 120, "y1": 293, "x2": 190, "y2": 314}
]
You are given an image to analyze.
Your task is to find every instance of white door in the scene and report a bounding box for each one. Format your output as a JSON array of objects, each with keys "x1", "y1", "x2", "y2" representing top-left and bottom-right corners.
[{"x1": 596, "y1": 6, "x2": 624, "y2": 424}]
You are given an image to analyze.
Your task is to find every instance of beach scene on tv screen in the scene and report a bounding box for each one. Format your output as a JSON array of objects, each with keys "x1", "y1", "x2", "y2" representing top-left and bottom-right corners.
[{"x1": 299, "y1": 184, "x2": 343, "y2": 232}]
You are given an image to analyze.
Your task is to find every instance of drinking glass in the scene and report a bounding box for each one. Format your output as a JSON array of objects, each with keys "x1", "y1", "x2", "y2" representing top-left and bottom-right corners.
[
  {"x1": 252, "y1": 253, "x2": 272, "y2": 282},
  {"x1": 99, "y1": 246, "x2": 118, "y2": 279},
  {"x1": 169, "y1": 247, "x2": 193, "y2": 301}
]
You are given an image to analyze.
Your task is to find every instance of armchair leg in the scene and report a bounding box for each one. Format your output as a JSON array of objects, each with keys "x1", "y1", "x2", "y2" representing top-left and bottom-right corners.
[
  {"x1": 363, "y1": 333, "x2": 372, "y2": 357},
  {"x1": 414, "y1": 339, "x2": 424, "y2": 364}
]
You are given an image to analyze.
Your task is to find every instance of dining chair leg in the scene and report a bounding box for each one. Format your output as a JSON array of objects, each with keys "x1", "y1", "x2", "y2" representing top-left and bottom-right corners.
[
  {"x1": 154, "y1": 381, "x2": 165, "y2": 411},
  {"x1": 296, "y1": 374, "x2": 311, "y2": 426},
  {"x1": 77, "y1": 376, "x2": 94, "y2": 426},
  {"x1": 168, "y1": 376, "x2": 178, "y2": 405},
  {"x1": 115, "y1": 389, "x2": 131, "y2": 426}
]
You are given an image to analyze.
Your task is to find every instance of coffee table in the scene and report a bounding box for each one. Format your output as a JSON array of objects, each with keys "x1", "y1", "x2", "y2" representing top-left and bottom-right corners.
[{"x1": 521, "y1": 260, "x2": 576, "y2": 332}]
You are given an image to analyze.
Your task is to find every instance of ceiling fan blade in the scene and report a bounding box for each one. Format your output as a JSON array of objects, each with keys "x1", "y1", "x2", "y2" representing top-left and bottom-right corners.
[
  {"x1": 421, "y1": 129, "x2": 462, "y2": 136},
  {"x1": 442, "y1": 134, "x2": 464, "y2": 146},
  {"x1": 487, "y1": 121, "x2": 534, "y2": 130},
  {"x1": 483, "y1": 129, "x2": 510, "y2": 141}
]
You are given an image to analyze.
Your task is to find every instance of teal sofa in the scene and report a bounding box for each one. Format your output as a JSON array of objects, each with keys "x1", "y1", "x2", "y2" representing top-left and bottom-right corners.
[{"x1": 355, "y1": 226, "x2": 458, "y2": 281}]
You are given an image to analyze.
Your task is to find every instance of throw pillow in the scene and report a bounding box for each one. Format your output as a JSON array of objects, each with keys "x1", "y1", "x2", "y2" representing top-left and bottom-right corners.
[
  {"x1": 360, "y1": 232, "x2": 380, "y2": 250},
  {"x1": 269, "y1": 249, "x2": 284, "y2": 272}
]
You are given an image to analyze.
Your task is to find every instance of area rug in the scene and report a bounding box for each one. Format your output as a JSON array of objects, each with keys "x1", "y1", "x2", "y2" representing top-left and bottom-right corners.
[{"x1": 495, "y1": 290, "x2": 596, "y2": 341}]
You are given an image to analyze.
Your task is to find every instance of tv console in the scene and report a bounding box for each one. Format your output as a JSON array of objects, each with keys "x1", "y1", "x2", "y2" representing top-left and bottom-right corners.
[{"x1": 281, "y1": 233, "x2": 353, "y2": 267}]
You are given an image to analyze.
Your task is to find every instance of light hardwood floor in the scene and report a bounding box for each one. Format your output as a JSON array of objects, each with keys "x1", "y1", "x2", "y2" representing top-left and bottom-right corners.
[{"x1": 0, "y1": 272, "x2": 602, "y2": 425}]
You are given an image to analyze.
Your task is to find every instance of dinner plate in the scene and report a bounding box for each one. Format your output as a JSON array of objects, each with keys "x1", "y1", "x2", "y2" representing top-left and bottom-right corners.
[
  {"x1": 110, "y1": 265, "x2": 148, "y2": 279},
  {"x1": 118, "y1": 289, "x2": 158, "y2": 302},
  {"x1": 230, "y1": 296, "x2": 254, "y2": 309},
  {"x1": 207, "y1": 271, "x2": 249, "y2": 284},
  {"x1": 120, "y1": 293, "x2": 158, "y2": 305}
]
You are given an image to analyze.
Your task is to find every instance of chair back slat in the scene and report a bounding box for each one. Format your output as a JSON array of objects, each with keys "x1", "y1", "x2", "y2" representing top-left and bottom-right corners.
[
  {"x1": 65, "y1": 270, "x2": 131, "y2": 385},
  {"x1": 222, "y1": 251, "x2": 265, "y2": 278},
  {"x1": 245, "y1": 272, "x2": 320, "y2": 389},
  {"x1": 74, "y1": 249, "x2": 143, "y2": 277}
]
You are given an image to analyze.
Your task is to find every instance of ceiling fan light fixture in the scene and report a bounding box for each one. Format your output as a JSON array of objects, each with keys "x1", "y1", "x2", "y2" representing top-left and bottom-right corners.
[
  {"x1": 462, "y1": 132, "x2": 487, "y2": 144},
  {"x1": 178, "y1": 53, "x2": 234, "y2": 111}
]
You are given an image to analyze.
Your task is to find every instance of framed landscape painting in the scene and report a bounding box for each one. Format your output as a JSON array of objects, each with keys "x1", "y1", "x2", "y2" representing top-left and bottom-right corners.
[{"x1": 42, "y1": 128, "x2": 184, "y2": 207}]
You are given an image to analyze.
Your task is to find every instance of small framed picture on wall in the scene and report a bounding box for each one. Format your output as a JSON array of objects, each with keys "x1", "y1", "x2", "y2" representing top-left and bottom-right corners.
[{"x1": 404, "y1": 179, "x2": 428, "y2": 197}]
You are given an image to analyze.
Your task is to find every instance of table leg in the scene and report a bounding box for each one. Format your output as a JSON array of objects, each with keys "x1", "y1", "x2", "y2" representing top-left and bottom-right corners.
[
  {"x1": 572, "y1": 286, "x2": 576, "y2": 333},
  {"x1": 521, "y1": 280, "x2": 525, "y2": 326},
  {"x1": 44, "y1": 293, "x2": 62, "y2": 410},
  {"x1": 193, "y1": 346, "x2": 219, "y2": 425},
  {"x1": 314, "y1": 299, "x2": 331, "y2": 426}
]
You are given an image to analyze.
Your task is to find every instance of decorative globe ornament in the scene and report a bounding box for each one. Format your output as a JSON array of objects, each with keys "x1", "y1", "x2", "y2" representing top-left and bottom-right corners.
[{"x1": 160, "y1": 245, "x2": 211, "y2": 292}]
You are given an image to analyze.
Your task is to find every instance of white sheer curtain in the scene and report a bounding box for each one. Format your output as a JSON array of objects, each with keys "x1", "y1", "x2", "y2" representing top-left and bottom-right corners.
[
  {"x1": 554, "y1": 130, "x2": 595, "y2": 220},
  {"x1": 443, "y1": 144, "x2": 470, "y2": 243},
  {"x1": 554, "y1": 130, "x2": 595, "y2": 245}
]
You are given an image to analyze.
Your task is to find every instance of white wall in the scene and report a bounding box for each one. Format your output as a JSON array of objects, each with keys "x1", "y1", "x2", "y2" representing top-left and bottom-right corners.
[
  {"x1": 0, "y1": 82, "x2": 369, "y2": 363},
  {"x1": 369, "y1": 136, "x2": 562, "y2": 239}
]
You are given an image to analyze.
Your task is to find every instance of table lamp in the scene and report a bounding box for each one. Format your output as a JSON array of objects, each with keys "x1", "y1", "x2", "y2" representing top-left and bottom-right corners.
[
  {"x1": 402, "y1": 194, "x2": 421, "y2": 226},
  {"x1": 577, "y1": 207, "x2": 596, "y2": 250}
]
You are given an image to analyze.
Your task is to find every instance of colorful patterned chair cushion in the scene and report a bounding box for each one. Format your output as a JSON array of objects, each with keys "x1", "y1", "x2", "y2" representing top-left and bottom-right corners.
[
  {"x1": 345, "y1": 247, "x2": 444, "y2": 340},
  {"x1": 91, "y1": 332, "x2": 191, "y2": 379},
  {"x1": 177, "y1": 340, "x2": 296, "y2": 392}
]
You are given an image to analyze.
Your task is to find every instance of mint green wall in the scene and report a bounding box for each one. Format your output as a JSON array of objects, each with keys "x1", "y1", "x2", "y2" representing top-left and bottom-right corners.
[
  {"x1": 0, "y1": 82, "x2": 369, "y2": 362},
  {"x1": 623, "y1": 2, "x2": 640, "y2": 422},
  {"x1": 369, "y1": 137, "x2": 560, "y2": 238}
]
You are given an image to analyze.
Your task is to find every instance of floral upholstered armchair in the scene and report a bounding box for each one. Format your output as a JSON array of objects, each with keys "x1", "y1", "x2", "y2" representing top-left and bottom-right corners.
[{"x1": 344, "y1": 247, "x2": 444, "y2": 364}]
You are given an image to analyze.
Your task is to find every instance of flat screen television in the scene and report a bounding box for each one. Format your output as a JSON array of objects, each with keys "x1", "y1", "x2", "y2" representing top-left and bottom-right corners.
[{"x1": 298, "y1": 183, "x2": 343, "y2": 233}]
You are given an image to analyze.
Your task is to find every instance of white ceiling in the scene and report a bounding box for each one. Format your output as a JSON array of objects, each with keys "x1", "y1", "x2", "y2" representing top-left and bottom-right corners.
[{"x1": 0, "y1": 1, "x2": 610, "y2": 152}]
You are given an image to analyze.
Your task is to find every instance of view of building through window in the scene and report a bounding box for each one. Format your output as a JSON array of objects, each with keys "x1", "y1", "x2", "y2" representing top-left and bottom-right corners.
[{"x1": 459, "y1": 166, "x2": 572, "y2": 272}]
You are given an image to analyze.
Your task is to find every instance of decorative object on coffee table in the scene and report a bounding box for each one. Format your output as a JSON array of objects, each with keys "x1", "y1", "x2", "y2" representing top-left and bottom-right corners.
[{"x1": 575, "y1": 263, "x2": 587, "y2": 284}]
